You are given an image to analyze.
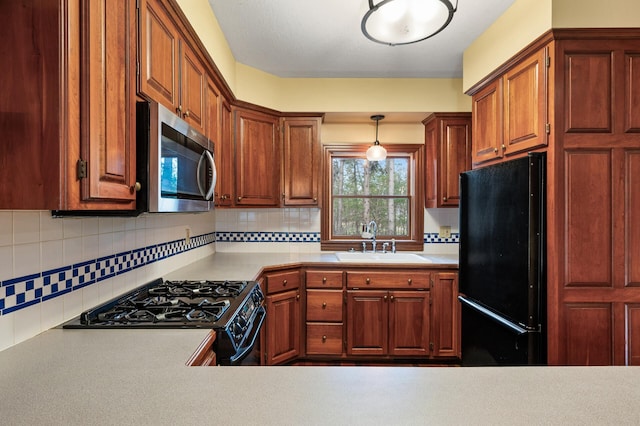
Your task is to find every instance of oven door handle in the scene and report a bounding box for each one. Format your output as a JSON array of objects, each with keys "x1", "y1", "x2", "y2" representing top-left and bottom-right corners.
[
  {"x1": 229, "y1": 306, "x2": 266, "y2": 364},
  {"x1": 196, "y1": 150, "x2": 216, "y2": 201}
]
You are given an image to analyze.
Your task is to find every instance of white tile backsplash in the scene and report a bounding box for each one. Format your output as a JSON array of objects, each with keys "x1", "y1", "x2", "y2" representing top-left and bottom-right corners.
[{"x1": 0, "y1": 210, "x2": 216, "y2": 352}]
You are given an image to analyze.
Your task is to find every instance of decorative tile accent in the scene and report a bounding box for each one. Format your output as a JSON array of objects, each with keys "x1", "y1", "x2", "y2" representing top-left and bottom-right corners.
[
  {"x1": 215, "y1": 231, "x2": 320, "y2": 243},
  {"x1": 0, "y1": 232, "x2": 215, "y2": 317},
  {"x1": 423, "y1": 232, "x2": 459, "y2": 244}
]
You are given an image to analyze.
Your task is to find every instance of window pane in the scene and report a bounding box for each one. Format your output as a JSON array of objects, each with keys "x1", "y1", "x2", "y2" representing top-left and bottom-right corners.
[
  {"x1": 332, "y1": 158, "x2": 408, "y2": 196},
  {"x1": 332, "y1": 197, "x2": 408, "y2": 237}
]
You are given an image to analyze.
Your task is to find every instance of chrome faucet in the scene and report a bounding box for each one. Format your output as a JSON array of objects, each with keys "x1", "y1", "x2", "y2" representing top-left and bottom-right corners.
[{"x1": 367, "y1": 220, "x2": 377, "y2": 253}]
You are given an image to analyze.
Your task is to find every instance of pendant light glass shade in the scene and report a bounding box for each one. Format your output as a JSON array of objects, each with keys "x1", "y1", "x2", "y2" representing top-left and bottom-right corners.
[
  {"x1": 366, "y1": 115, "x2": 387, "y2": 161},
  {"x1": 362, "y1": 0, "x2": 457, "y2": 46}
]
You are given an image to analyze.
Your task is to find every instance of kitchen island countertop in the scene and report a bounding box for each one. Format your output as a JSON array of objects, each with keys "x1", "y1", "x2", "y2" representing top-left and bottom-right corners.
[
  {"x1": 1, "y1": 326, "x2": 639, "y2": 425},
  {"x1": 2, "y1": 252, "x2": 639, "y2": 425}
]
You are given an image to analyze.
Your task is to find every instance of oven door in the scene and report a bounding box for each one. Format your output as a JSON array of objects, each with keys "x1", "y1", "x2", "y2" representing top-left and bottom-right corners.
[{"x1": 222, "y1": 305, "x2": 266, "y2": 366}]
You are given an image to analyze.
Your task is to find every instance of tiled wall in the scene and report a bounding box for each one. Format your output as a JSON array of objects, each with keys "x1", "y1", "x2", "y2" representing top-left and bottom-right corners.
[
  {"x1": 214, "y1": 207, "x2": 460, "y2": 254},
  {"x1": 1, "y1": 206, "x2": 459, "y2": 352},
  {"x1": 0, "y1": 210, "x2": 216, "y2": 352}
]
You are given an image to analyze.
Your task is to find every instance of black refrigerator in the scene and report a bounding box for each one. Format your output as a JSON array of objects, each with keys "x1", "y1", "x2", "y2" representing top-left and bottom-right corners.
[{"x1": 458, "y1": 153, "x2": 546, "y2": 366}]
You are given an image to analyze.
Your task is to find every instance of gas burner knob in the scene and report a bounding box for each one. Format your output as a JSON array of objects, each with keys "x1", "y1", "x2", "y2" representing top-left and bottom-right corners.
[
  {"x1": 236, "y1": 316, "x2": 247, "y2": 328},
  {"x1": 232, "y1": 321, "x2": 243, "y2": 337}
]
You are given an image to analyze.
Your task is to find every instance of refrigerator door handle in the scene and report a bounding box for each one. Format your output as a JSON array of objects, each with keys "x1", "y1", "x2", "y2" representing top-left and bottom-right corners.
[{"x1": 458, "y1": 295, "x2": 529, "y2": 336}]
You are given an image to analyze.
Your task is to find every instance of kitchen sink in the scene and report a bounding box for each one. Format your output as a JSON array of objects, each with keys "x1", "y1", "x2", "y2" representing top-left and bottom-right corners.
[{"x1": 334, "y1": 252, "x2": 432, "y2": 263}]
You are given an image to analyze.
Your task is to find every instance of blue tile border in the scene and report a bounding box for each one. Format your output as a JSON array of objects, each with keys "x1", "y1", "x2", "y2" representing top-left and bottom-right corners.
[
  {"x1": 1, "y1": 230, "x2": 457, "y2": 317},
  {"x1": 0, "y1": 232, "x2": 215, "y2": 317},
  {"x1": 214, "y1": 231, "x2": 459, "y2": 244}
]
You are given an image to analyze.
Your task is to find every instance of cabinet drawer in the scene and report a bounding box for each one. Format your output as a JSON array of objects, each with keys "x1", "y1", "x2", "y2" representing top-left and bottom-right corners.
[
  {"x1": 346, "y1": 271, "x2": 429, "y2": 289},
  {"x1": 306, "y1": 290, "x2": 343, "y2": 321},
  {"x1": 306, "y1": 323, "x2": 343, "y2": 355},
  {"x1": 306, "y1": 270, "x2": 343, "y2": 289},
  {"x1": 266, "y1": 270, "x2": 301, "y2": 294}
]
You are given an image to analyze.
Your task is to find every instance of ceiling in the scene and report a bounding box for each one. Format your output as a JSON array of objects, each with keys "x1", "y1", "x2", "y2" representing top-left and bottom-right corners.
[{"x1": 207, "y1": 0, "x2": 516, "y2": 79}]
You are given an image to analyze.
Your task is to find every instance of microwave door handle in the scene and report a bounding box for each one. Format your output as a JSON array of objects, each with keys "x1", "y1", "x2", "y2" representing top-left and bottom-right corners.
[
  {"x1": 196, "y1": 151, "x2": 216, "y2": 200},
  {"x1": 205, "y1": 150, "x2": 216, "y2": 201}
]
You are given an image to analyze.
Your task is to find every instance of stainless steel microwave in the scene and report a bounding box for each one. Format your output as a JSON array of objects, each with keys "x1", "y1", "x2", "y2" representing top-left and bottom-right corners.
[{"x1": 136, "y1": 101, "x2": 216, "y2": 213}]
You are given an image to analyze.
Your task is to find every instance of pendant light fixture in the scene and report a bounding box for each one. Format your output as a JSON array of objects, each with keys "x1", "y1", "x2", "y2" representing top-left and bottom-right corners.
[
  {"x1": 366, "y1": 114, "x2": 387, "y2": 161},
  {"x1": 361, "y1": 0, "x2": 458, "y2": 46}
]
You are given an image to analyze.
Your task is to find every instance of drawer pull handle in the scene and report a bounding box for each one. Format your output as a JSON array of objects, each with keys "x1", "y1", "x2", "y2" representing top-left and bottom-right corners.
[
  {"x1": 283, "y1": 279, "x2": 287, "y2": 286},
  {"x1": 322, "y1": 335, "x2": 327, "y2": 342},
  {"x1": 322, "y1": 302, "x2": 327, "y2": 309},
  {"x1": 408, "y1": 278, "x2": 412, "y2": 285},
  {"x1": 366, "y1": 278, "x2": 370, "y2": 284}
]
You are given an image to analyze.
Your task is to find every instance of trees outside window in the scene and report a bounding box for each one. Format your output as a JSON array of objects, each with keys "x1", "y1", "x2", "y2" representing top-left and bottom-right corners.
[{"x1": 321, "y1": 144, "x2": 424, "y2": 251}]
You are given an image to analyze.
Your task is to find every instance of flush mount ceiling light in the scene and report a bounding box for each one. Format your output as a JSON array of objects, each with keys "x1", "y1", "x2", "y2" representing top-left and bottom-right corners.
[
  {"x1": 366, "y1": 114, "x2": 387, "y2": 161},
  {"x1": 361, "y1": 0, "x2": 458, "y2": 46}
]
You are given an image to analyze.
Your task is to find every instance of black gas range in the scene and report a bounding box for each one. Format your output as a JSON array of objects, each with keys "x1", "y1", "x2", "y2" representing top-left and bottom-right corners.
[{"x1": 63, "y1": 278, "x2": 265, "y2": 365}]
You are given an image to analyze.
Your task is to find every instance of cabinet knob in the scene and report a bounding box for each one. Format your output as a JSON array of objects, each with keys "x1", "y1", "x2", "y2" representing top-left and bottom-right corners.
[
  {"x1": 322, "y1": 277, "x2": 327, "y2": 283},
  {"x1": 184, "y1": 110, "x2": 190, "y2": 118},
  {"x1": 313, "y1": 198, "x2": 317, "y2": 202},
  {"x1": 322, "y1": 335, "x2": 327, "y2": 342},
  {"x1": 390, "y1": 295, "x2": 395, "y2": 301},
  {"x1": 296, "y1": 294, "x2": 300, "y2": 301},
  {"x1": 442, "y1": 197, "x2": 447, "y2": 202},
  {"x1": 407, "y1": 278, "x2": 412, "y2": 285},
  {"x1": 130, "y1": 182, "x2": 142, "y2": 193},
  {"x1": 176, "y1": 105, "x2": 183, "y2": 113},
  {"x1": 365, "y1": 278, "x2": 370, "y2": 284},
  {"x1": 322, "y1": 302, "x2": 327, "y2": 309},
  {"x1": 493, "y1": 148, "x2": 499, "y2": 153},
  {"x1": 237, "y1": 196, "x2": 242, "y2": 201},
  {"x1": 501, "y1": 144, "x2": 506, "y2": 150},
  {"x1": 282, "y1": 279, "x2": 287, "y2": 286},
  {"x1": 384, "y1": 295, "x2": 388, "y2": 301}
]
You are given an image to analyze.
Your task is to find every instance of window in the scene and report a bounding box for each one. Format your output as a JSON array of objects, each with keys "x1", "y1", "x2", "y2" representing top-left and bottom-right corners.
[{"x1": 321, "y1": 144, "x2": 424, "y2": 251}]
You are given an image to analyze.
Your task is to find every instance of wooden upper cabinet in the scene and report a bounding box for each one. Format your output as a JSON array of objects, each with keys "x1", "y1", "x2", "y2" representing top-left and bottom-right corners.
[
  {"x1": 215, "y1": 99, "x2": 234, "y2": 206},
  {"x1": 423, "y1": 113, "x2": 471, "y2": 208},
  {"x1": 139, "y1": 0, "x2": 179, "y2": 109},
  {"x1": 77, "y1": 0, "x2": 137, "y2": 208},
  {"x1": 0, "y1": 0, "x2": 136, "y2": 211},
  {"x1": 234, "y1": 107, "x2": 281, "y2": 206},
  {"x1": 139, "y1": 0, "x2": 206, "y2": 133},
  {"x1": 471, "y1": 78, "x2": 503, "y2": 165},
  {"x1": 502, "y1": 47, "x2": 549, "y2": 156},
  {"x1": 471, "y1": 45, "x2": 550, "y2": 167},
  {"x1": 281, "y1": 117, "x2": 322, "y2": 206}
]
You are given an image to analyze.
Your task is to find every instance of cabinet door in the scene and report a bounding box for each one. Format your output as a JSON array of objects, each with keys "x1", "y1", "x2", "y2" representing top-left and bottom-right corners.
[
  {"x1": 77, "y1": 0, "x2": 136, "y2": 208},
  {"x1": 215, "y1": 98, "x2": 233, "y2": 206},
  {"x1": 388, "y1": 291, "x2": 430, "y2": 356},
  {"x1": 503, "y1": 48, "x2": 548, "y2": 156},
  {"x1": 472, "y1": 79, "x2": 503, "y2": 165},
  {"x1": 347, "y1": 290, "x2": 388, "y2": 356},
  {"x1": 282, "y1": 117, "x2": 321, "y2": 206},
  {"x1": 234, "y1": 108, "x2": 280, "y2": 206},
  {"x1": 430, "y1": 272, "x2": 460, "y2": 358},
  {"x1": 265, "y1": 289, "x2": 301, "y2": 365},
  {"x1": 179, "y1": 42, "x2": 206, "y2": 134},
  {"x1": 139, "y1": 0, "x2": 179, "y2": 111},
  {"x1": 424, "y1": 113, "x2": 471, "y2": 208}
]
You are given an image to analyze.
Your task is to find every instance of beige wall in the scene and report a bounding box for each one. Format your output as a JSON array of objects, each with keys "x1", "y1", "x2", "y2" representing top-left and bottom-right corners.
[
  {"x1": 462, "y1": 0, "x2": 640, "y2": 92},
  {"x1": 174, "y1": 0, "x2": 471, "y2": 117},
  {"x1": 462, "y1": 0, "x2": 552, "y2": 92}
]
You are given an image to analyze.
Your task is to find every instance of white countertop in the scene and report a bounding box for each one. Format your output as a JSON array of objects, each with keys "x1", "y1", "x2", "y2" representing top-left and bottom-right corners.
[
  {"x1": 1, "y1": 327, "x2": 639, "y2": 425},
  {"x1": 164, "y1": 251, "x2": 459, "y2": 282},
  {"x1": 3, "y1": 252, "x2": 639, "y2": 425}
]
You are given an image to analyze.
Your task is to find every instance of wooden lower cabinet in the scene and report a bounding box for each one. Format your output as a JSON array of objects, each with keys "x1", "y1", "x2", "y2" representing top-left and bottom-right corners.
[
  {"x1": 263, "y1": 269, "x2": 302, "y2": 365},
  {"x1": 261, "y1": 267, "x2": 459, "y2": 364},
  {"x1": 264, "y1": 288, "x2": 301, "y2": 365},
  {"x1": 347, "y1": 290, "x2": 430, "y2": 357}
]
